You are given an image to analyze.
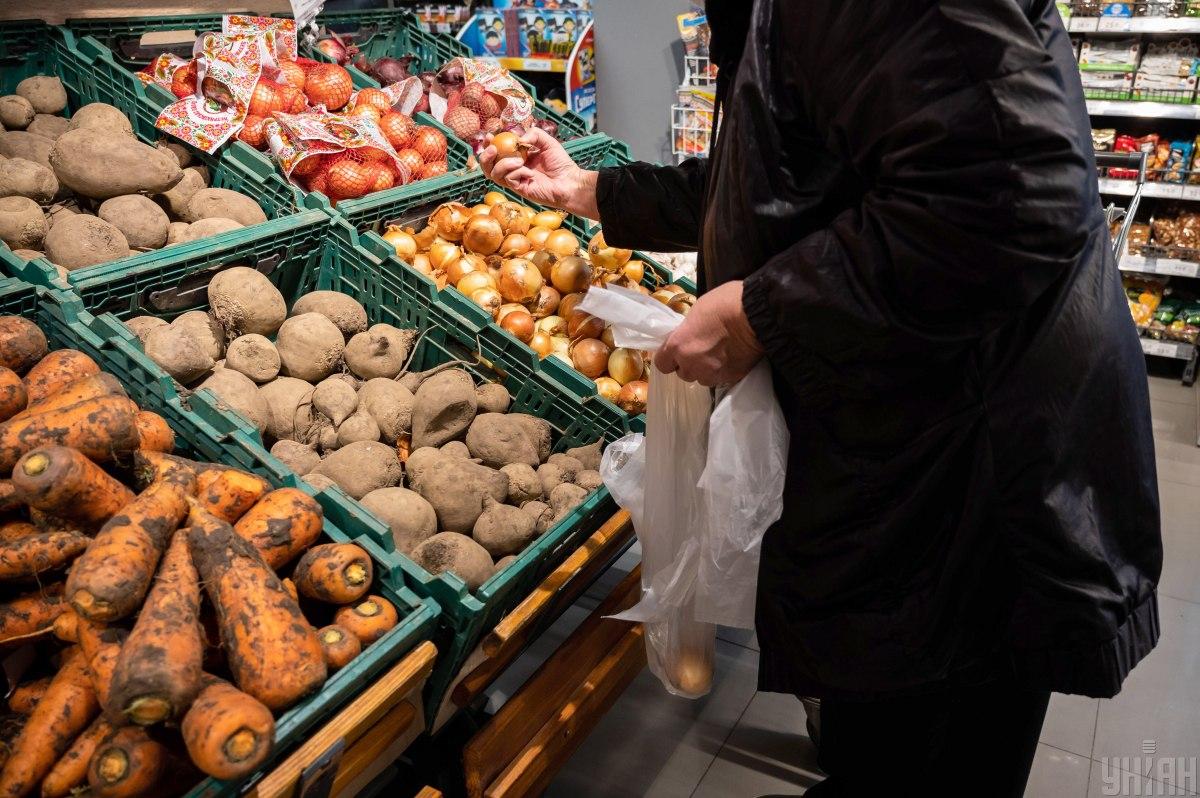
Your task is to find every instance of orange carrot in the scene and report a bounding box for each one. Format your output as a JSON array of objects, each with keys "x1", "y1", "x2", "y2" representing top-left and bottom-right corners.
[
  {"x1": 65, "y1": 461, "x2": 195, "y2": 622},
  {"x1": 0, "y1": 483, "x2": 19, "y2": 515},
  {"x1": 76, "y1": 619, "x2": 127, "y2": 717},
  {"x1": 0, "y1": 396, "x2": 141, "y2": 474},
  {"x1": 0, "y1": 531, "x2": 87, "y2": 581},
  {"x1": 232, "y1": 488, "x2": 323, "y2": 569},
  {"x1": 0, "y1": 318, "x2": 46, "y2": 376},
  {"x1": 0, "y1": 523, "x2": 37, "y2": 544},
  {"x1": 188, "y1": 504, "x2": 326, "y2": 710},
  {"x1": 316, "y1": 625, "x2": 361, "y2": 672},
  {"x1": 86, "y1": 726, "x2": 166, "y2": 798},
  {"x1": 7, "y1": 678, "x2": 49, "y2": 715},
  {"x1": 0, "y1": 647, "x2": 98, "y2": 797},
  {"x1": 0, "y1": 716, "x2": 21, "y2": 772},
  {"x1": 131, "y1": 452, "x2": 225, "y2": 489},
  {"x1": 181, "y1": 677, "x2": 274, "y2": 780},
  {"x1": 9, "y1": 373, "x2": 124, "y2": 423},
  {"x1": 40, "y1": 715, "x2": 113, "y2": 798},
  {"x1": 0, "y1": 585, "x2": 65, "y2": 644},
  {"x1": 22, "y1": 351, "x2": 99, "y2": 406},
  {"x1": 0, "y1": 370, "x2": 24, "y2": 424},
  {"x1": 281, "y1": 577, "x2": 298, "y2": 603},
  {"x1": 333, "y1": 595, "x2": 398, "y2": 647},
  {"x1": 133, "y1": 412, "x2": 173, "y2": 454},
  {"x1": 196, "y1": 469, "x2": 270, "y2": 524},
  {"x1": 51, "y1": 610, "x2": 77, "y2": 643},
  {"x1": 293, "y1": 543, "x2": 373, "y2": 604},
  {"x1": 12, "y1": 446, "x2": 134, "y2": 530}
]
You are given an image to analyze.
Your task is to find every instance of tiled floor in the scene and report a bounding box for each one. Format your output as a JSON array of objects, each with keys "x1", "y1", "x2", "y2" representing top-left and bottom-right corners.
[{"x1": 542, "y1": 375, "x2": 1200, "y2": 797}]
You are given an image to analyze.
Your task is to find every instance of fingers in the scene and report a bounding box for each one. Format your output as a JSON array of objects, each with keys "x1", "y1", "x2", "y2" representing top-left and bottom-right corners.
[
  {"x1": 654, "y1": 336, "x2": 679, "y2": 376},
  {"x1": 478, "y1": 144, "x2": 498, "y2": 178},
  {"x1": 522, "y1": 127, "x2": 557, "y2": 149},
  {"x1": 492, "y1": 161, "x2": 536, "y2": 188}
]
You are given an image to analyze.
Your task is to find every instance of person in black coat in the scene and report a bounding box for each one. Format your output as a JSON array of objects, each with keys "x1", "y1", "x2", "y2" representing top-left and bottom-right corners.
[{"x1": 482, "y1": 1, "x2": 1162, "y2": 794}]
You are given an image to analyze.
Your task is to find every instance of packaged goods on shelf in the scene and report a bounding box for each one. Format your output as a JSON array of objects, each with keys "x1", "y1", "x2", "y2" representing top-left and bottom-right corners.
[{"x1": 1080, "y1": 38, "x2": 1142, "y2": 70}]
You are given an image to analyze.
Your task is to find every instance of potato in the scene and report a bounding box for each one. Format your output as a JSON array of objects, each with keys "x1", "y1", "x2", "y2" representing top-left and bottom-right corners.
[
  {"x1": 407, "y1": 449, "x2": 509, "y2": 533},
  {"x1": 550, "y1": 482, "x2": 588, "y2": 520},
  {"x1": 156, "y1": 140, "x2": 191, "y2": 168},
  {"x1": 494, "y1": 555, "x2": 517, "y2": 573},
  {"x1": 403, "y1": 447, "x2": 441, "y2": 483},
  {"x1": 546, "y1": 453, "x2": 584, "y2": 481},
  {"x1": 45, "y1": 201, "x2": 79, "y2": 229},
  {"x1": 26, "y1": 114, "x2": 69, "y2": 140},
  {"x1": 305, "y1": 473, "x2": 338, "y2": 492},
  {"x1": 520, "y1": 500, "x2": 554, "y2": 534},
  {"x1": 198, "y1": 367, "x2": 270, "y2": 433},
  {"x1": 410, "y1": 368, "x2": 478, "y2": 450},
  {"x1": 440, "y1": 441, "x2": 470, "y2": 458},
  {"x1": 500, "y1": 463, "x2": 543, "y2": 504},
  {"x1": 311, "y1": 440, "x2": 402, "y2": 499},
  {"x1": 181, "y1": 217, "x2": 242, "y2": 241},
  {"x1": 360, "y1": 487, "x2": 438, "y2": 554},
  {"x1": 125, "y1": 315, "x2": 168, "y2": 343},
  {"x1": 98, "y1": 194, "x2": 170, "y2": 249},
  {"x1": 259, "y1": 376, "x2": 318, "y2": 443},
  {"x1": 183, "y1": 188, "x2": 267, "y2": 227},
  {"x1": 276, "y1": 313, "x2": 345, "y2": 383},
  {"x1": 9, "y1": 248, "x2": 42, "y2": 261},
  {"x1": 536, "y1": 462, "x2": 568, "y2": 497},
  {"x1": 472, "y1": 499, "x2": 537, "y2": 559},
  {"x1": 44, "y1": 213, "x2": 130, "y2": 270},
  {"x1": 290, "y1": 291, "x2": 368, "y2": 339},
  {"x1": 475, "y1": 383, "x2": 511, "y2": 414},
  {"x1": 171, "y1": 310, "x2": 225, "y2": 361},
  {"x1": 0, "y1": 131, "x2": 53, "y2": 168},
  {"x1": 225, "y1": 334, "x2": 280, "y2": 383},
  {"x1": 575, "y1": 470, "x2": 603, "y2": 491},
  {"x1": 208, "y1": 266, "x2": 287, "y2": 338},
  {"x1": 0, "y1": 96, "x2": 33, "y2": 130},
  {"x1": 343, "y1": 323, "x2": 414, "y2": 380},
  {"x1": 0, "y1": 195, "x2": 46, "y2": 250},
  {"x1": 51, "y1": 128, "x2": 183, "y2": 200},
  {"x1": 336, "y1": 410, "x2": 380, "y2": 447},
  {"x1": 357, "y1": 378, "x2": 414, "y2": 443},
  {"x1": 166, "y1": 221, "x2": 190, "y2": 245},
  {"x1": 158, "y1": 167, "x2": 206, "y2": 218},
  {"x1": 270, "y1": 439, "x2": 320, "y2": 476},
  {"x1": 509, "y1": 414, "x2": 552, "y2": 462},
  {"x1": 410, "y1": 532, "x2": 494, "y2": 591},
  {"x1": 465, "y1": 413, "x2": 541, "y2": 469},
  {"x1": 144, "y1": 323, "x2": 214, "y2": 384},
  {"x1": 312, "y1": 376, "x2": 358, "y2": 426},
  {"x1": 318, "y1": 421, "x2": 339, "y2": 452},
  {"x1": 0, "y1": 157, "x2": 57, "y2": 203},
  {"x1": 565, "y1": 439, "x2": 602, "y2": 471},
  {"x1": 15, "y1": 77, "x2": 67, "y2": 115},
  {"x1": 66, "y1": 103, "x2": 133, "y2": 137}
]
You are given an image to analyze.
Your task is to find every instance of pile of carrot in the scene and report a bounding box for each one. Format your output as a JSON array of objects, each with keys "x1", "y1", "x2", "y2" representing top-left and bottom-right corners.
[{"x1": 0, "y1": 316, "x2": 400, "y2": 797}]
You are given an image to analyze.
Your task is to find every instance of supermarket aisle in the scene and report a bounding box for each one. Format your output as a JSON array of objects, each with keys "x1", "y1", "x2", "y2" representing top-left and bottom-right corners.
[{"x1": 544, "y1": 375, "x2": 1200, "y2": 798}]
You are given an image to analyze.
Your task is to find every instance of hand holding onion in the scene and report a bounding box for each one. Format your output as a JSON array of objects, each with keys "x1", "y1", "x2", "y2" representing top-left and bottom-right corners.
[
  {"x1": 479, "y1": 128, "x2": 601, "y2": 220},
  {"x1": 655, "y1": 281, "x2": 764, "y2": 388}
]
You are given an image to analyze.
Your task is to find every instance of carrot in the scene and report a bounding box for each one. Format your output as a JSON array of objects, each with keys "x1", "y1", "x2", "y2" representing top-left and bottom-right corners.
[
  {"x1": 316, "y1": 625, "x2": 361, "y2": 672},
  {"x1": 0, "y1": 531, "x2": 88, "y2": 581},
  {"x1": 0, "y1": 585, "x2": 65, "y2": 644},
  {"x1": 131, "y1": 451, "x2": 225, "y2": 490},
  {"x1": 0, "y1": 646, "x2": 98, "y2": 797},
  {"x1": 0, "y1": 396, "x2": 141, "y2": 474},
  {"x1": 0, "y1": 370, "x2": 24, "y2": 424},
  {"x1": 232, "y1": 488, "x2": 323, "y2": 570},
  {"x1": 0, "y1": 318, "x2": 47, "y2": 376},
  {"x1": 109, "y1": 532, "x2": 203, "y2": 726},
  {"x1": 0, "y1": 483, "x2": 19, "y2": 515},
  {"x1": 281, "y1": 577, "x2": 298, "y2": 603},
  {"x1": 293, "y1": 543, "x2": 373, "y2": 604},
  {"x1": 65, "y1": 460, "x2": 195, "y2": 622},
  {"x1": 12, "y1": 446, "x2": 135, "y2": 530},
  {"x1": 9, "y1": 373, "x2": 124, "y2": 423},
  {"x1": 40, "y1": 715, "x2": 113, "y2": 798},
  {"x1": 187, "y1": 504, "x2": 326, "y2": 710},
  {"x1": 0, "y1": 523, "x2": 37, "y2": 544},
  {"x1": 51, "y1": 610, "x2": 77, "y2": 643},
  {"x1": 76, "y1": 621, "x2": 127, "y2": 717},
  {"x1": 86, "y1": 726, "x2": 166, "y2": 798},
  {"x1": 333, "y1": 595, "x2": 398, "y2": 647},
  {"x1": 133, "y1": 412, "x2": 173, "y2": 454},
  {"x1": 7, "y1": 678, "x2": 49, "y2": 715},
  {"x1": 0, "y1": 716, "x2": 21, "y2": 772},
  {"x1": 22, "y1": 351, "x2": 99, "y2": 406},
  {"x1": 197, "y1": 469, "x2": 270, "y2": 524},
  {"x1": 180, "y1": 677, "x2": 274, "y2": 780}
]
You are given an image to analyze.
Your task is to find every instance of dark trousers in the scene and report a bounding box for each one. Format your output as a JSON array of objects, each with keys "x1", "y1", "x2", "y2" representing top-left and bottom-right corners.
[{"x1": 804, "y1": 677, "x2": 1050, "y2": 797}]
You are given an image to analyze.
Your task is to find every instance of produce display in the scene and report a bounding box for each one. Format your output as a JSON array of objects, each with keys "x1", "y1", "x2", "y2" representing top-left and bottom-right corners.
[
  {"x1": 0, "y1": 76, "x2": 269, "y2": 275},
  {"x1": 1124, "y1": 274, "x2": 1200, "y2": 343},
  {"x1": 382, "y1": 194, "x2": 697, "y2": 414},
  {"x1": 129, "y1": 269, "x2": 605, "y2": 589},
  {"x1": 0, "y1": 312, "x2": 401, "y2": 795}
]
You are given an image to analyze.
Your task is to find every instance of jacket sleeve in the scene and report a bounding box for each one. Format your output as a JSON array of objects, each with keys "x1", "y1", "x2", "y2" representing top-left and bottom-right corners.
[
  {"x1": 741, "y1": 0, "x2": 1097, "y2": 404},
  {"x1": 594, "y1": 158, "x2": 708, "y2": 252}
]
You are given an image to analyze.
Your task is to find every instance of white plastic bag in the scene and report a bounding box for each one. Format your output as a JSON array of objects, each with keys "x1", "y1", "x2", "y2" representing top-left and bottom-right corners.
[{"x1": 580, "y1": 285, "x2": 788, "y2": 698}]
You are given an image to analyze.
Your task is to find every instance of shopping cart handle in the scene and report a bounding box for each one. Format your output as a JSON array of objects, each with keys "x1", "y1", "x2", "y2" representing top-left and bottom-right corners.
[{"x1": 1095, "y1": 151, "x2": 1148, "y2": 170}]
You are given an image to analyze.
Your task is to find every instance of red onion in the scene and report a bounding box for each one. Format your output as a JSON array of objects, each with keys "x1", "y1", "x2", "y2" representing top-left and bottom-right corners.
[
  {"x1": 503, "y1": 122, "x2": 527, "y2": 136},
  {"x1": 533, "y1": 117, "x2": 559, "y2": 139},
  {"x1": 369, "y1": 55, "x2": 416, "y2": 85},
  {"x1": 437, "y1": 63, "x2": 465, "y2": 87},
  {"x1": 466, "y1": 131, "x2": 487, "y2": 154},
  {"x1": 316, "y1": 38, "x2": 347, "y2": 65},
  {"x1": 418, "y1": 71, "x2": 437, "y2": 91}
]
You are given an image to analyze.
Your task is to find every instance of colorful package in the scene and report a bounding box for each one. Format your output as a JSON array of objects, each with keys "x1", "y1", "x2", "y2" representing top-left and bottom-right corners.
[
  {"x1": 1093, "y1": 128, "x2": 1117, "y2": 152},
  {"x1": 1165, "y1": 140, "x2": 1194, "y2": 183}
]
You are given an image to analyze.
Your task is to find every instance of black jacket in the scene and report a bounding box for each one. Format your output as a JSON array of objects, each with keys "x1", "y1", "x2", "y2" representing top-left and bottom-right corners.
[{"x1": 595, "y1": 0, "x2": 1162, "y2": 699}]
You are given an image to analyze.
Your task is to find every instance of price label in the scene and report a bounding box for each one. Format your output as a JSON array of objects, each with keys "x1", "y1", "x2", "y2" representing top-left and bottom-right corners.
[
  {"x1": 1098, "y1": 16, "x2": 1134, "y2": 31},
  {"x1": 1145, "y1": 183, "x2": 1184, "y2": 199},
  {"x1": 1158, "y1": 259, "x2": 1199, "y2": 278},
  {"x1": 1098, "y1": 178, "x2": 1133, "y2": 196},
  {"x1": 1142, "y1": 339, "x2": 1182, "y2": 359},
  {"x1": 1182, "y1": 185, "x2": 1200, "y2": 202},
  {"x1": 519, "y1": 59, "x2": 553, "y2": 72},
  {"x1": 1070, "y1": 17, "x2": 1101, "y2": 32}
]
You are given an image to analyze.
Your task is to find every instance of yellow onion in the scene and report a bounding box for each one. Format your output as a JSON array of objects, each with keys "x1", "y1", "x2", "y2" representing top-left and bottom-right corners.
[
  {"x1": 545, "y1": 229, "x2": 579, "y2": 257},
  {"x1": 411, "y1": 252, "x2": 432, "y2": 276},
  {"x1": 550, "y1": 335, "x2": 571, "y2": 362},
  {"x1": 516, "y1": 204, "x2": 537, "y2": 225},
  {"x1": 588, "y1": 230, "x2": 632, "y2": 272},
  {"x1": 431, "y1": 202, "x2": 471, "y2": 242},
  {"x1": 623, "y1": 260, "x2": 645, "y2": 284},
  {"x1": 501, "y1": 308, "x2": 536, "y2": 343},
  {"x1": 413, "y1": 223, "x2": 438, "y2": 250},
  {"x1": 498, "y1": 258, "x2": 544, "y2": 303},
  {"x1": 471, "y1": 203, "x2": 492, "y2": 216},
  {"x1": 445, "y1": 255, "x2": 479, "y2": 285},
  {"x1": 463, "y1": 215, "x2": 504, "y2": 255},
  {"x1": 382, "y1": 225, "x2": 418, "y2": 261},
  {"x1": 595, "y1": 376, "x2": 621, "y2": 402},
  {"x1": 429, "y1": 241, "x2": 461, "y2": 273},
  {"x1": 558, "y1": 292, "x2": 584, "y2": 322},
  {"x1": 568, "y1": 311, "x2": 604, "y2": 340},
  {"x1": 471, "y1": 287, "x2": 502, "y2": 316},
  {"x1": 608, "y1": 348, "x2": 644, "y2": 386},
  {"x1": 529, "y1": 249, "x2": 554, "y2": 280},
  {"x1": 530, "y1": 331, "x2": 554, "y2": 357},
  {"x1": 532, "y1": 210, "x2": 564, "y2": 230},
  {"x1": 490, "y1": 202, "x2": 529, "y2": 235},
  {"x1": 651, "y1": 288, "x2": 676, "y2": 305},
  {"x1": 600, "y1": 326, "x2": 616, "y2": 349},
  {"x1": 526, "y1": 226, "x2": 552, "y2": 250},
  {"x1": 536, "y1": 315, "x2": 567, "y2": 336},
  {"x1": 662, "y1": 283, "x2": 686, "y2": 295},
  {"x1": 601, "y1": 273, "x2": 623, "y2": 286},
  {"x1": 668, "y1": 293, "x2": 696, "y2": 316},
  {"x1": 617, "y1": 380, "x2": 648, "y2": 414},
  {"x1": 499, "y1": 233, "x2": 531, "y2": 257},
  {"x1": 496, "y1": 303, "x2": 528, "y2": 325},
  {"x1": 434, "y1": 273, "x2": 448, "y2": 290},
  {"x1": 551, "y1": 256, "x2": 591, "y2": 295},
  {"x1": 457, "y1": 271, "x2": 496, "y2": 297},
  {"x1": 571, "y1": 338, "x2": 611, "y2": 378},
  {"x1": 484, "y1": 190, "x2": 507, "y2": 207},
  {"x1": 529, "y1": 285, "x2": 560, "y2": 319}
]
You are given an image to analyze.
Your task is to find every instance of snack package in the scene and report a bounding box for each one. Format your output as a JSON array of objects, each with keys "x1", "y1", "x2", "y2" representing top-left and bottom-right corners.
[
  {"x1": 1080, "y1": 38, "x2": 1141, "y2": 71},
  {"x1": 1110, "y1": 134, "x2": 1141, "y2": 179},
  {"x1": 1101, "y1": 2, "x2": 1134, "y2": 16},
  {"x1": 1093, "y1": 128, "x2": 1117, "y2": 152},
  {"x1": 1153, "y1": 215, "x2": 1179, "y2": 245},
  {"x1": 1124, "y1": 275, "x2": 1167, "y2": 330},
  {"x1": 1165, "y1": 140, "x2": 1194, "y2": 183},
  {"x1": 1128, "y1": 222, "x2": 1152, "y2": 255},
  {"x1": 1150, "y1": 295, "x2": 1183, "y2": 339},
  {"x1": 1170, "y1": 301, "x2": 1200, "y2": 343},
  {"x1": 1188, "y1": 135, "x2": 1200, "y2": 183}
]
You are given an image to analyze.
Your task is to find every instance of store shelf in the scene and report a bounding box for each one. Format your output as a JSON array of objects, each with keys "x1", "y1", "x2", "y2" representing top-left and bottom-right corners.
[
  {"x1": 1121, "y1": 253, "x2": 1200, "y2": 277},
  {"x1": 1068, "y1": 16, "x2": 1200, "y2": 34},
  {"x1": 1141, "y1": 336, "x2": 1195, "y2": 360},
  {"x1": 1097, "y1": 178, "x2": 1200, "y2": 199},
  {"x1": 1087, "y1": 99, "x2": 1200, "y2": 118}
]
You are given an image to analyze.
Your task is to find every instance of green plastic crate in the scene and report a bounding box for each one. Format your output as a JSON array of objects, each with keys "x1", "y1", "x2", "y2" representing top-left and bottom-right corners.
[
  {"x1": 0, "y1": 277, "x2": 440, "y2": 798},
  {"x1": 564, "y1": 133, "x2": 632, "y2": 170}
]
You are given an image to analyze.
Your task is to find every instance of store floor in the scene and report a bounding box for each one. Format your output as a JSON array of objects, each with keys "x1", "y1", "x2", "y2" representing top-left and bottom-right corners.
[{"x1": 513, "y1": 375, "x2": 1200, "y2": 797}]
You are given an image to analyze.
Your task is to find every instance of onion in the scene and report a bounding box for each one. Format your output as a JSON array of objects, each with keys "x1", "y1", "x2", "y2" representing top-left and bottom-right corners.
[
  {"x1": 431, "y1": 202, "x2": 471, "y2": 242},
  {"x1": 471, "y1": 203, "x2": 492, "y2": 216},
  {"x1": 463, "y1": 215, "x2": 504, "y2": 255},
  {"x1": 484, "y1": 191, "x2": 506, "y2": 207},
  {"x1": 651, "y1": 288, "x2": 676, "y2": 305},
  {"x1": 550, "y1": 335, "x2": 571, "y2": 361},
  {"x1": 571, "y1": 338, "x2": 611, "y2": 378},
  {"x1": 492, "y1": 131, "x2": 529, "y2": 163},
  {"x1": 368, "y1": 55, "x2": 416, "y2": 85},
  {"x1": 411, "y1": 253, "x2": 432, "y2": 276},
  {"x1": 447, "y1": 254, "x2": 484, "y2": 285},
  {"x1": 501, "y1": 308, "x2": 536, "y2": 343},
  {"x1": 545, "y1": 229, "x2": 580, "y2": 257},
  {"x1": 499, "y1": 233, "x2": 531, "y2": 257},
  {"x1": 516, "y1": 205, "x2": 537, "y2": 225},
  {"x1": 623, "y1": 260, "x2": 645, "y2": 283},
  {"x1": 527, "y1": 226, "x2": 551, "y2": 250},
  {"x1": 490, "y1": 202, "x2": 529, "y2": 235},
  {"x1": 601, "y1": 326, "x2": 616, "y2": 349},
  {"x1": 567, "y1": 311, "x2": 604, "y2": 340},
  {"x1": 413, "y1": 224, "x2": 438, "y2": 249},
  {"x1": 608, "y1": 348, "x2": 644, "y2": 386},
  {"x1": 429, "y1": 241, "x2": 461, "y2": 273},
  {"x1": 668, "y1": 293, "x2": 696, "y2": 316},
  {"x1": 558, "y1": 292, "x2": 584, "y2": 322},
  {"x1": 617, "y1": 380, "x2": 649, "y2": 414},
  {"x1": 437, "y1": 62, "x2": 465, "y2": 87},
  {"x1": 595, "y1": 377, "x2": 621, "y2": 402},
  {"x1": 382, "y1": 226, "x2": 418, "y2": 261},
  {"x1": 530, "y1": 331, "x2": 554, "y2": 358},
  {"x1": 529, "y1": 285, "x2": 560, "y2": 319},
  {"x1": 536, "y1": 315, "x2": 567, "y2": 336},
  {"x1": 533, "y1": 116, "x2": 560, "y2": 139},
  {"x1": 316, "y1": 38, "x2": 348, "y2": 64},
  {"x1": 662, "y1": 283, "x2": 687, "y2": 295},
  {"x1": 588, "y1": 230, "x2": 632, "y2": 272},
  {"x1": 471, "y1": 287, "x2": 502, "y2": 317},
  {"x1": 529, "y1": 249, "x2": 554, "y2": 280},
  {"x1": 496, "y1": 303, "x2": 526, "y2": 323},
  {"x1": 551, "y1": 256, "x2": 591, "y2": 295},
  {"x1": 498, "y1": 258, "x2": 544, "y2": 303},
  {"x1": 457, "y1": 271, "x2": 496, "y2": 296},
  {"x1": 532, "y1": 210, "x2": 564, "y2": 230}
]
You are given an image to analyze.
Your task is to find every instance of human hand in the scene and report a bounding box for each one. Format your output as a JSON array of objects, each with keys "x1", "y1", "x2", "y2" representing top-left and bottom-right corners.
[
  {"x1": 478, "y1": 128, "x2": 599, "y2": 219},
  {"x1": 655, "y1": 281, "x2": 764, "y2": 387}
]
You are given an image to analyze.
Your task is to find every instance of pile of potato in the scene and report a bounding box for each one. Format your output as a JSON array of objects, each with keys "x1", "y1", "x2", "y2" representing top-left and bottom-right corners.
[
  {"x1": 128, "y1": 267, "x2": 605, "y2": 590},
  {"x1": 0, "y1": 76, "x2": 269, "y2": 275}
]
